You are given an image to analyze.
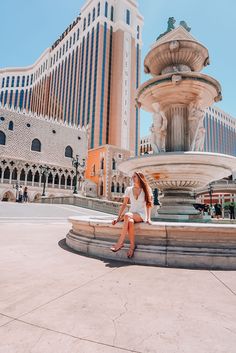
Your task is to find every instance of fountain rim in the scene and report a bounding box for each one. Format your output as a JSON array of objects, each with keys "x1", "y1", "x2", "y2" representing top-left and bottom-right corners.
[{"x1": 136, "y1": 71, "x2": 222, "y2": 100}]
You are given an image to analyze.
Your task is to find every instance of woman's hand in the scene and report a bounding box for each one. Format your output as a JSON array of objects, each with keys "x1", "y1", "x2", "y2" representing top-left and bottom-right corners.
[{"x1": 112, "y1": 218, "x2": 120, "y2": 226}]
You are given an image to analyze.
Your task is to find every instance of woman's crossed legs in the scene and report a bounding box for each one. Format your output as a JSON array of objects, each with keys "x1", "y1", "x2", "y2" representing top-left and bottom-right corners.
[{"x1": 111, "y1": 212, "x2": 143, "y2": 258}]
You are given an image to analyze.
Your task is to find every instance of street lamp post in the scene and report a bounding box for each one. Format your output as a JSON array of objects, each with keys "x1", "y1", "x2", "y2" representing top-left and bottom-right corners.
[
  {"x1": 39, "y1": 165, "x2": 50, "y2": 197},
  {"x1": 72, "y1": 155, "x2": 86, "y2": 194},
  {"x1": 208, "y1": 183, "x2": 213, "y2": 207}
]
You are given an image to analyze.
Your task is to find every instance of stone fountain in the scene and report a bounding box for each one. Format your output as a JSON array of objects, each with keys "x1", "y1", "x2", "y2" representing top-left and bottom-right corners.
[
  {"x1": 66, "y1": 20, "x2": 236, "y2": 269},
  {"x1": 119, "y1": 21, "x2": 236, "y2": 221}
]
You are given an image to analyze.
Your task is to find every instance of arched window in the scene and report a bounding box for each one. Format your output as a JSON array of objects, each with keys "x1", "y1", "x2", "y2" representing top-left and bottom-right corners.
[
  {"x1": 111, "y1": 182, "x2": 115, "y2": 193},
  {"x1": 8, "y1": 121, "x2": 14, "y2": 131},
  {"x1": 20, "y1": 169, "x2": 25, "y2": 181},
  {"x1": 0, "y1": 131, "x2": 6, "y2": 145},
  {"x1": 34, "y1": 171, "x2": 40, "y2": 183},
  {"x1": 12, "y1": 167, "x2": 17, "y2": 180},
  {"x1": 122, "y1": 183, "x2": 125, "y2": 193},
  {"x1": 111, "y1": 6, "x2": 114, "y2": 21},
  {"x1": 54, "y1": 173, "x2": 59, "y2": 185},
  {"x1": 3, "y1": 167, "x2": 10, "y2": 180},
  {"x1": 61, "y1": 175, "x2": 65, "y2": 186},
  {"x1": 67, "y1": 175, "x2": 71, "y2": 187},
  {"x1": 101, "y1": 158, "x2": 104, "y2": 170},
  {"x1": 105, "y1": 1, "x2": 108, "y2": 17},
  {"x1": 27, "y1": 170, "x2": 33, "y2": 182},
  {"x1": 65, "y1": 146, "x2": 73, "y2": 158},
  {"x1": 112, "y1": 158, "x2": 116, "y2": 170},
  {"x1": 117, "y1": 183, "x2": 120, "y2": 193},
  {"x1": 31, "y1": 138, "x2": 41, "y2": 152},
  {"x1": 48, "y1": 172, "x2": 53, "y2": 184}
]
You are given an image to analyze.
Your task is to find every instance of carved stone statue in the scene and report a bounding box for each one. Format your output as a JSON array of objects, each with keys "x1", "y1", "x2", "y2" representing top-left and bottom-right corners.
[
  {"x1": 156, "y1": 17, "x2": 176, "y2": 40},
  {"x1": 179, "y1": 20, "x2": 191, "y2": 32},
  {"x1": 188, "y1": 104, "x2": 205, "y2": 151},
  {"x1": 195, "y1": 126, "x2": 206, "y2": 151},
  {"x1": 150, "y1": 105, "x2": 168, "y2": 153}
]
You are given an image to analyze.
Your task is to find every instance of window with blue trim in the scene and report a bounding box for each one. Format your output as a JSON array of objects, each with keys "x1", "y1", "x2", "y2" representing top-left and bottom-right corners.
[
  {"x1": 97, "y1": 2, "x2": 100, "y2": 16},
  {"x1": 24, "y1": 89, "x2": 28, "y2": 110},
  {"x1": 83, "y1": 18, "x2": 86, "y2": 31},
  {"x1": 111, "y1": 6, "x2": 114, "y2": 21},
  {"x1": 126, "y1": 9, "x2": 130, "y2": 25},
  {"x1": 77, "y1": 28, "x2": 80, "y2": 40},
  {"x1": 11, "y1": 77, "x2": 15, "y2": 87},
  {"x1": 65, "y1": 145, "x2": 73, "y2": 158},
  {"x1": 4, "y1": 91, "x2": 8, "y2": 105},
  {"x1": 66, "y1": 41, "x2": 68, "y2": 51},
  {"x1": 1, "y1": 78, "x2": 5, "y2": 88},
  {"x1": 14, "y1": 90, "x2": 18, "y2": 108},
  {"x1": 16, "y1": 76, "x2": 20, "y2": 87},
  {"x1": 88, "y1": 13, "x2": 91, "y2": 26},
  {"x1": 105, "y1": 2, "x2": 108, "y2": 17},
  {"x1": 9, "y1": 90, "x2": 13, "y2": 107},
  {"x1": 26, "y1": 76, "x2": 29, "y2": 86},
  {"x1": 19, "y1": 90, "x2": 24, "y2": 109},
  {"x1": 73, "y1": 32, "x2": 76, "y2": 44},
  {"x1": 22, "y1": 76, "x2": 25, "y2": 87},
  {"x1": 70, "y1": 36, "x2": 72, "y2": 48},
  {"x1": 6, "y1": 77, "x2": 9, "y2": 88},
  {"x1": 92, "y1": 7, "x2": 95, "y2": 21},
  {"x1": 30, "y1": 74, "x2": 33, "y2": 85}
]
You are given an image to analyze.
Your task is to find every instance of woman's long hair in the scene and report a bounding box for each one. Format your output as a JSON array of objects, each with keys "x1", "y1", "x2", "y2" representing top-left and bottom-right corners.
[{"x1": 135, "y1": 172, "x2": 153, "y2": 207}]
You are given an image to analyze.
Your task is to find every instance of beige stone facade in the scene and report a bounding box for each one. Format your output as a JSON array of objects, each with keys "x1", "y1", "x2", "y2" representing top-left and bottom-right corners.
[{"x1": 0, "y1": 105, "x2": 88, "y2": 201}]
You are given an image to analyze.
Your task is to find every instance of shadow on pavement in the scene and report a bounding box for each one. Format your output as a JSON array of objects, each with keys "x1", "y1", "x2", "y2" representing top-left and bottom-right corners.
[{"x1": 58, "y1": 238, "x2": 131, "y2": 269}]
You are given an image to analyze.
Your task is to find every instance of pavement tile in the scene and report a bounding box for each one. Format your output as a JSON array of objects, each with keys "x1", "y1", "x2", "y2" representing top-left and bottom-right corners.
[
  {"x1": 0, "y1": 320, "x2": 134, "y2": 353},
  {"x1": 21, "y1": 266, "x2": 236, "y2": 353}
]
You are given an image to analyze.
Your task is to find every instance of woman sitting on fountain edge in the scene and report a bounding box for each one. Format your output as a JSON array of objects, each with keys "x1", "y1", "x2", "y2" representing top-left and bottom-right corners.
[{"x1": 111, "y1": 172, "x2": 153, "y2": 258}]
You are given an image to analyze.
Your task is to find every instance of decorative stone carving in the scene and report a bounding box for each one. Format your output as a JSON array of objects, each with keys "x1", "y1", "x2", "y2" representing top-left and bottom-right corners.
[
  {"x1": 150, "y1": 104, "x2": 167, "y2": 153},
  {"x1": 188, "y1": 104, "x2": 205, "y2": 151}
]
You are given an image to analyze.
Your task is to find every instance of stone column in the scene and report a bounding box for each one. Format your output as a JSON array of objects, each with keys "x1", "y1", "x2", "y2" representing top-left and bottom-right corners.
[{"x1": 166, "y1": 105, "x2": 188, "y2": 152}]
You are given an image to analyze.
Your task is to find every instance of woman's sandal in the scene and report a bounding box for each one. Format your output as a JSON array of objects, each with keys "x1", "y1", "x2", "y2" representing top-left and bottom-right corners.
[
  {"x1": 110, "y1": 244, "x2": 124, "y2": 252},
  {"x1": 127, "y1": 245, "x2": 137, "y2": 259}
]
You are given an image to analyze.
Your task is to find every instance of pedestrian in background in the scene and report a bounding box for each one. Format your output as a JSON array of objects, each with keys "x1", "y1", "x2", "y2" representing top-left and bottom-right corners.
[{"x1": 23, "y1": 187, "x2": 28, "y2": 203}]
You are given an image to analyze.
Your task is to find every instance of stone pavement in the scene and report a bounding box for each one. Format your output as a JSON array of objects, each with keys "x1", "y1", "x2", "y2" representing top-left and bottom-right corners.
[{"x1": 0, "y1": 203, "x2": 236, "y2": 353}]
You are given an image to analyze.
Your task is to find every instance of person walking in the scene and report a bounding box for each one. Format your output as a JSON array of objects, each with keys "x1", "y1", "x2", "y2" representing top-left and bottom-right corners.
[
  {"x1": 229, "y1": 202, "x2": 235, "y2": 220},
  {"x1": 18, "y1": 186, "x2": 23, "y2": 203},
  {"x1": 23, "y1": 186, "x2": 28, "y2": 203},
  {"x1": 110, "y1": 172, "x2": 153, "y2": 258}
]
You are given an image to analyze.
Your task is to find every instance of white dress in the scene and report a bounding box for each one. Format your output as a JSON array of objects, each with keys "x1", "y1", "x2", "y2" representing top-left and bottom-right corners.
[{"x1": 124, "y1": 186, "x2": 152, "y2": 222}]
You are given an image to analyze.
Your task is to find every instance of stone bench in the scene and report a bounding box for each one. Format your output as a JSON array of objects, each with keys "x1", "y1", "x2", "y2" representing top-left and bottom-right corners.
[{"x1": 66, "y1": 216, "x2": 236, "y2": 270}]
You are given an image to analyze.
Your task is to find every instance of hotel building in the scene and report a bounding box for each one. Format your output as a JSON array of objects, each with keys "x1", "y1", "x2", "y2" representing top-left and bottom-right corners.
[{"x1": 0, "y1": 0, "x2": 143, "y2": 156}]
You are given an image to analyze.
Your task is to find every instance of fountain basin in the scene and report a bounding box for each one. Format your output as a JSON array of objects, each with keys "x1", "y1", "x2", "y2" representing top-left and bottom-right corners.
[
  {"x1": 144, "y1": 39, "x2": 209, "y2": 75},
  {"x1": 137, "y1": 72, "x2": 222, "y2": 112},
  {"x1": 66, "y1": 216, "x2": 236, "y2": 269},
  {"x1": 119, "y1": 152, "x2": 236, "y2": 221},
  {"x1": 118, "y1": 152, "x2": 236, "y2": 189}
]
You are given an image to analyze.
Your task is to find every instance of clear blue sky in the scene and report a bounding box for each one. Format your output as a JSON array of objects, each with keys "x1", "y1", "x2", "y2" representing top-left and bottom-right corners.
[{"x1": 0, "y1": 0, "x2": 235, "y2": 137}]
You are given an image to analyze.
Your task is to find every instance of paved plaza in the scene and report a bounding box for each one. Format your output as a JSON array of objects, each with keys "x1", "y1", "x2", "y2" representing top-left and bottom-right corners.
[{"x1": 0, "y1": 202, "x2": 236, "y2": 353}]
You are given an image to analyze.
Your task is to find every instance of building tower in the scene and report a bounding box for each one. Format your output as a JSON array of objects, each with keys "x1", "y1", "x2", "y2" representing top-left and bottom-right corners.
[{"x1": 0, "y1": 0, "x2": 143, "y2": 155}]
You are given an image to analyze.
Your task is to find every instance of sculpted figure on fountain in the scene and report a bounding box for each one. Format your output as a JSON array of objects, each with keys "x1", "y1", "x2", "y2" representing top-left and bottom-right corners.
[
  {"x1": 188, "y1": 103, "x2": 206, "y2": 151},
  {"x1": 150, "y1": 104, "x2": 168, "y2": 154}
]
